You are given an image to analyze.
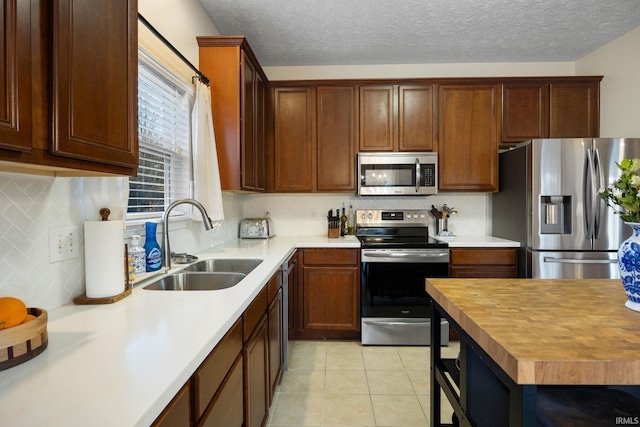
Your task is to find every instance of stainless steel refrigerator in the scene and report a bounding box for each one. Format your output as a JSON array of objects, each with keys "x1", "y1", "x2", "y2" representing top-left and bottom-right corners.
[{"x1": 492, "y1": 138, "x2": 640, "y2": 279}]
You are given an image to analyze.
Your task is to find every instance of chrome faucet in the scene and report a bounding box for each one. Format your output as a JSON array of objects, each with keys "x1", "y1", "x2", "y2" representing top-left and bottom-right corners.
[{"x1": 162, "y1": 199, "x2": 214, "y2": 270}]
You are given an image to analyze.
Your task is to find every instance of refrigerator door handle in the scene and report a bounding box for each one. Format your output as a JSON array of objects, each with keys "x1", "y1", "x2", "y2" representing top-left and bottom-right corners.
[
  {"x1": 584, "y1": 148, "x2": 597, "y2": 239},
  {"x1": 593, "y1": 148, "x2": 604, "y2": 239},
  {"x1": 543, "y1": 256, "x2": 617, "y2": 264}
]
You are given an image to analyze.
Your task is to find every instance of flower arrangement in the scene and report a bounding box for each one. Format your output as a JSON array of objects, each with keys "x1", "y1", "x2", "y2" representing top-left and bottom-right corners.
[{"x1": 599, "y1": 158, "x2": 640, "y2": 223}]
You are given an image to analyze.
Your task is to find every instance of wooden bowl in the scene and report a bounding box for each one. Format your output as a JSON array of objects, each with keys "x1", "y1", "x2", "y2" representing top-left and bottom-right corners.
[{"x1": 0, "y1": 308, "x2": 48, "y2": 371}]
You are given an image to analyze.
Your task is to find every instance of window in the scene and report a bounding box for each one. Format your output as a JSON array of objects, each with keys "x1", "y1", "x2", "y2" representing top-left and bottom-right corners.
[{"x1": 127, "y1": 49, "x2": 193, "y2": 221}]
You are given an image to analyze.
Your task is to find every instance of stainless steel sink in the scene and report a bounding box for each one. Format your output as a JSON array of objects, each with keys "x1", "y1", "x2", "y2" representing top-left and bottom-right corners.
[
  {"x1": 183, "y1": 258, "x2": 263, "y2": 274},
  {"x1": 143, "y1": 272, "x2": 246, "y2": 291}
]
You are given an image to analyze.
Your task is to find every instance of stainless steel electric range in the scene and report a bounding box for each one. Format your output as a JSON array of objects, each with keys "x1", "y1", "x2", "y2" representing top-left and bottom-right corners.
[{"x1": 356, "y1": 209, "x2": 450, "y2": 346}]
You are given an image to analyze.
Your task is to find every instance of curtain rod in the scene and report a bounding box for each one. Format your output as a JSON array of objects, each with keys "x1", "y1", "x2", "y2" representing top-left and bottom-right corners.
[{"x1": 138, "y1": 13, "x2": 210, "y2": 85}]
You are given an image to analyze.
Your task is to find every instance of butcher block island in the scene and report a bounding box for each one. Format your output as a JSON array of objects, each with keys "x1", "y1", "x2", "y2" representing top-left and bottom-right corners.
[{"x1": 426, "y1": 278, "x2": 640, "y2": 427}]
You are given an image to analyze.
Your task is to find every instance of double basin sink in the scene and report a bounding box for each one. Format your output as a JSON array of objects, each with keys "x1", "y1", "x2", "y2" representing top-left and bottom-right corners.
[{"x1": 143, "y1": 258, "x2": 263, "y2": 291}]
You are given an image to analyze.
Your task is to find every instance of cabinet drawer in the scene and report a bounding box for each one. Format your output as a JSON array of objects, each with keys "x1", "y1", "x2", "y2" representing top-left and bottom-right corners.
[
  {"x1": 267, "y1": 272, "x2": 282, "y2": 304},
  {"x1": 193, "y1": 318, "x2": 242, "y2": 419},
  {"x1": 450, "y1": 248, "x2": 517, "y2": 266},
  {"x1": 243, "y1": 286, "x2": 268, "y2": 341},
  {"x1": 303, "y1": 248, "x2": 359, "y2": 266}
]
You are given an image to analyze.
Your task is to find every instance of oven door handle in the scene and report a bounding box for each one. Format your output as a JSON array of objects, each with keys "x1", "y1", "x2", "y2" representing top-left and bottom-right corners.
[
  {"x1": 363, "y1": 320, "x2": 430, "y2": 327},
  {"x1": 362, "y1": 252, "x2": 448, "y2": 259}
]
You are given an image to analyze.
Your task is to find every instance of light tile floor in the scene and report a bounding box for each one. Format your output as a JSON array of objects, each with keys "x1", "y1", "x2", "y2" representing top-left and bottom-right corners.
[{"x1": 267, "y1": 340, "x2": 460, "y2": 427}]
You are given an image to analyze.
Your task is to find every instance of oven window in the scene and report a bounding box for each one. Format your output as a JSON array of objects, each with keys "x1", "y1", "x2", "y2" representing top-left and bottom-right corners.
[
  {"x1": 360, "y1": 164, "x2": 415, "y2": 187},
  {"x1": 362, "y1": 262, "x2": 448, "y2": 308}
]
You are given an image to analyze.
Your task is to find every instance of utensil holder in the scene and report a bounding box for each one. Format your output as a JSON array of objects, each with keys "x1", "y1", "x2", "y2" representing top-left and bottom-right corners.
[
  {"x1": 328, "y1": 226, "x2": 340, "y2": 238},
  {"x1": 436, "y1": 218, "x2": 448, "y2": 235}
]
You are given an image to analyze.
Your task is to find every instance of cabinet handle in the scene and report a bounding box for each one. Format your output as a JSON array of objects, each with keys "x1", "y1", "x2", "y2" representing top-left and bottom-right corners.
[{"x1": 363, "y1": 320, "x2": 430, "y2": 327}]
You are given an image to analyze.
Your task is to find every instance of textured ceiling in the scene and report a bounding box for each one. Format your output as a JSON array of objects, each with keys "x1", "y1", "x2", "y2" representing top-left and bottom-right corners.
[{"x1": 197, "y1": 0, "x2": 640, "y2": 67}]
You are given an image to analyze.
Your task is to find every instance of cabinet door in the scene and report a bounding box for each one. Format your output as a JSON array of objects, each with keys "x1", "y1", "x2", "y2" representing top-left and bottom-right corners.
[
  {"x1": 244, "y1": 315, "x2": 269, "y2": 427},
  {"x1": 273, "y1": 87, "x2": 315, "y2": 192},
  {"x1": 255, "y1": 72, "x2": 266, "y2": 191},
  {"x1": 550, "y1": 81, "x2": 599, "y2": 138},
  {"x1": 438, "y1": 84, "x2": 500, "y2": 192},
  {"x1": 398, "y1": 85, "x2": 435, "y2": 151},
  {"x1": 52, "y1": 0, "x2": 138, "y2": 169},
  {"x1": 502, "y1": 83, "x2": 549, "y2": 142},
  {"x1": 316, "y1": 86, "x2": 357, "y2": 192},
  {"x1": 151, "y1": 381, "x2": 191, "y2": 427},
  {"x1": 303, "y1": 267, "x2": 359, "y2": 331},
  {"x1": 242, "y1": 53, "x2": 257, "y2": 190},
  {"x1": 199, "y1": 355, "x2": 244, "y2": 427},
  {"x1": 359, "y1": 85, "x2": 396, "y2": 151},
  {"x1": 268, "y1": 288, "x2": 283, "y2": 403},
  {"x1": 0, "y1": 0, "x2": 32, "y2": 152}
]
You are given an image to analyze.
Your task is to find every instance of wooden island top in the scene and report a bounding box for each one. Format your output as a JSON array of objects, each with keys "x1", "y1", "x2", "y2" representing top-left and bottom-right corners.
[{"x1": 426, "y1": 278, "x2": 640, "y2": 385}]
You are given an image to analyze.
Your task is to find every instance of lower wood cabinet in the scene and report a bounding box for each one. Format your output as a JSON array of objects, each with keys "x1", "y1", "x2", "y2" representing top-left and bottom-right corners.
[
  {"x1": 152, "y1": 270, "x2": 284, "y2": 427},
  {"x1": 244, "y1": 314, "x2": 269, "y2": 427},
  {"x1": 291, "y1": 248, "x2": 360, "y2": 340},
  {"x1": 151, "y1": 381, "x2": 192, "y2": 427},
  {"x1": 449, "y1": 248, "x2": 518, "y2": 278},
  {"x1": 199, "y1": 355, "x2": 244, "y2": 427},
  {"x1": 268, "y1": 288, "x2": 283, "y2": 402}
]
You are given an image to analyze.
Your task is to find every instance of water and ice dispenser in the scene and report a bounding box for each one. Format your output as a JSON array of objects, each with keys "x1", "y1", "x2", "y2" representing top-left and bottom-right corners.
[{"x1": 540, "y1": 196, "x2": 572, "y2": 234}]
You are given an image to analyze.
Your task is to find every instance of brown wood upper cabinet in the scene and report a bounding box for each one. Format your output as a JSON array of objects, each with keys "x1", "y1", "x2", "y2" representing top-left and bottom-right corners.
[
  {"x1": 0, "y1": 0, "x2": 138, "y2": 176},
  {"x1": 269, "y1": 86, "x2": 316, "y2": 192},
  {"x1": 502, "y1": 77, "x2": 601, "y2": 143},
  {"x1": 358, "y1": 84, "x2": 435, "y2": 152},
  {"x1": 269, "y1": 85, "x2": 357, "y2": 192},
  {"x1": 198, "y1": 36, "x2": 267, "y2": 192},
  {"x1": 438, "y1": 83, "x2": 501, "y2": 192}
]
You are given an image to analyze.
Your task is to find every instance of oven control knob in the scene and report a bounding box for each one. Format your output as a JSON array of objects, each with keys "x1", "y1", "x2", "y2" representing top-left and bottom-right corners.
[
  {"x1": 419, "y1": 213, "x2": 426, "y2": 219},
  {"x1": 360, "y1": 213, "x2": 366, "y2": 220},
  {"x1": 367, "y1": 213, "x2": 373, "y2": 219},
  {"x1": 412, "y1": 214, "x2": 418, "y2": 219}
]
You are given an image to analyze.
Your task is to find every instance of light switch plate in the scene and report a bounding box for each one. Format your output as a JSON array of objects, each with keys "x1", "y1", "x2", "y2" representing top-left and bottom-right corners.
[{"x1": 48, "y1": 226, "x2": 80, "y2": 263}]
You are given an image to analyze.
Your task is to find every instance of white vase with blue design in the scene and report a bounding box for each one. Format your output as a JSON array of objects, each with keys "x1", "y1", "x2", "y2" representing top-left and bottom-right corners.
[{"x1": 618, "y1": 222, "x2": 640, "y2": 312}]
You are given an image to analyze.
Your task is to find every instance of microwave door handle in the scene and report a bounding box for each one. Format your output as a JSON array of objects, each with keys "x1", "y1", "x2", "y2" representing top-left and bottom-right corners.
[{"x1": 415, "y1": 158, "x2": 420, "y2": 193}]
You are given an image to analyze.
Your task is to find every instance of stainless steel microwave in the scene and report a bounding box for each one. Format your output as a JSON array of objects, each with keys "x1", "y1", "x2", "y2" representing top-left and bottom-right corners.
[{"x1": 357, "y1": 152, "x2": 438, "y2": 196}]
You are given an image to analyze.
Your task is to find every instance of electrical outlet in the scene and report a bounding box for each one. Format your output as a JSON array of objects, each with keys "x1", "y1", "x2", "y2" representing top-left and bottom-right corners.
[
  {"x1": 310, "y1": 209, "x2": 318, "y2": 220},
  {"x1": 48, "y1": 226, "x2": 80, "y2": 263}
]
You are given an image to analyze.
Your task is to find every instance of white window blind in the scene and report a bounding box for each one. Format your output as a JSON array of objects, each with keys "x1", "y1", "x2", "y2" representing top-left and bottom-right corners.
[{"x1": 127, "y1": 50, "x2": 192, "y2": 221}]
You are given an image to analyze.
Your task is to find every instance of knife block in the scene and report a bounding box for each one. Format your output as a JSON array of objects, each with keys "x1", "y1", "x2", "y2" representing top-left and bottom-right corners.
[{"x1": 327, "y1": 226, "x2": 340, "y2": 238}]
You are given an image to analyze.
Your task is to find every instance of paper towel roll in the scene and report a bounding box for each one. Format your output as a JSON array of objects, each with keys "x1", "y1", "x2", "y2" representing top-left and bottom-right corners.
[{"x1": 84, "y1": 220, "x2": 125, "y2": 298}]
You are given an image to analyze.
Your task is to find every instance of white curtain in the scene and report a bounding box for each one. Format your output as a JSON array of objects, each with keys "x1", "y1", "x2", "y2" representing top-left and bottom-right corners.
[
  {"x1": 191, "y1": 80, "x2": 225, "y2": 221},
  {"x1": 83, "y1": 177, "x2": 129, "y2": 221}
]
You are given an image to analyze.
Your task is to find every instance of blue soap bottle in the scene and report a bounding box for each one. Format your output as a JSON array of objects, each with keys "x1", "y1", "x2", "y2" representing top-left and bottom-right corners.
[{"x1": 144, "y1": 221, "x2": 162, "y2": 272}]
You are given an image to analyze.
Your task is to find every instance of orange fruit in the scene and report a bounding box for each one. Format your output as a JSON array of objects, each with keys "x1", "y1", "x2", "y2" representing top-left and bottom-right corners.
[
  {"x1": 22, "y1": 314, "x2": 36, "y2": 324},
  {"x1": 0, "y1": 297, "x2": 28, "y2": 330}
]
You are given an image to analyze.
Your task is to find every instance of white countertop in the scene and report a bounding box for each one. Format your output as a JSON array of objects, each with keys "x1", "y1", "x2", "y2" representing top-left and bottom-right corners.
[
  {"x1": 0, "y1": 235, "x2": 358, "y2": 427},
  {"x1": 0, "y1": 233, "x2": 517, "y2": 426}
]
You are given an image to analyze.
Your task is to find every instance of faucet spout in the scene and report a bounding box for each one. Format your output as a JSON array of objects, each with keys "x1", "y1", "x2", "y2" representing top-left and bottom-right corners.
[{"x1": 162, "y1": 199, "x2": 214, "y2": 270}]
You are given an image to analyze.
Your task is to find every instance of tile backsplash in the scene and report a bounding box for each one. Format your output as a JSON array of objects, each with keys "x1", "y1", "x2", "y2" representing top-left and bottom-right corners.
[
  {"x1": 1, "y1": 170, "x2": 491, "y2": 312},
  {"x1": 0, "y1": 172, "x2": 243, "y2": 311}
]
